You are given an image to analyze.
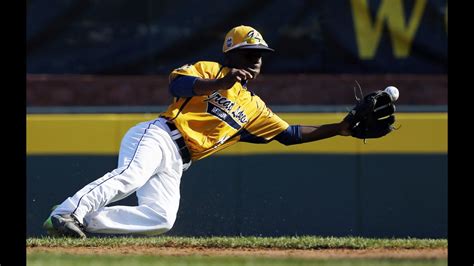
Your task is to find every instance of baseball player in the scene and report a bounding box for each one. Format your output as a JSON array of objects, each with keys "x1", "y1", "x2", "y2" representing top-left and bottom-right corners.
[{"x1": 43, "y1": 25, "x2": 395, "y2": 238}]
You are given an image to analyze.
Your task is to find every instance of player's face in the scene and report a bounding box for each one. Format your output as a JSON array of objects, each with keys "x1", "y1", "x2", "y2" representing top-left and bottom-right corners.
[{"x1": 226, "y1": 49, "x2": 263, "y2": 79}]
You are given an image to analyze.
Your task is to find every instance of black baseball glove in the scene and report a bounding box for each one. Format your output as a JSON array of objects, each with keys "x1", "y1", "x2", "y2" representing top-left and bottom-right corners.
[{"x1": 343, "y1": 89, "x2": 396, "y2": 140}]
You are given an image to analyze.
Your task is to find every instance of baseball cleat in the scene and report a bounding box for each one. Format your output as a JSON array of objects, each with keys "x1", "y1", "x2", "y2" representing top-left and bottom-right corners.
[
  {"x1": 50, "y1": 214, "x2": 87, "y2": 239},
  {"x1": 42, "y1": 205, "x2": 59, "y2": 235},
  {"x1": 42, "y1": 217, "x2": 53, "y2": 231}
]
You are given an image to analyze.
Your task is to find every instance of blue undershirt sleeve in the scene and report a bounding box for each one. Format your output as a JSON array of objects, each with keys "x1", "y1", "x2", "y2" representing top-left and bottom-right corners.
[
  {"x1": 273, "y1": 125, "x2": 303, "y2": 145},
  {"x1": 169, "y1": 75, "x2": 198, "y2": 97}
]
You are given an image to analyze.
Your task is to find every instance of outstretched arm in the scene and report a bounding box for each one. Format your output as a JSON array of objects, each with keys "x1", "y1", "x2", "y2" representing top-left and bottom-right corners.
[
  {"x1": 300, "y1": 121, "x2": 352, "y2": 143},
  {"x1": 274, "y1": 121, "x2": 352, "y2": 146}
]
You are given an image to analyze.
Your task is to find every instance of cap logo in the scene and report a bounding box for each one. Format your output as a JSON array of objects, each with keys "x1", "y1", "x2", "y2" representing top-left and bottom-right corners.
[
  {"x1": 226, "y1": 37, "x2": 233, "y2": 48},
  {"x1": 244, "y1": 30, "x2": 263, "y2": 44}
]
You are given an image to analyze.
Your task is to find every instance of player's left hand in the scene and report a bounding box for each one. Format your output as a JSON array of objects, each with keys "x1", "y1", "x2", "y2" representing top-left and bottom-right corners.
[{"x1": 343, "y1": 90, "x2": 397, "y2": 140}]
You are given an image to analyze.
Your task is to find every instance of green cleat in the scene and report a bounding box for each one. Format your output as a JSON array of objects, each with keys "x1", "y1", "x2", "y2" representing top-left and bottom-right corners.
[
  {"x1": 42, "y1": 216, "x2": 53, "y2": 230},
  {"x1": 42, "y1": 205, "x2": 59, "y2": 236}
]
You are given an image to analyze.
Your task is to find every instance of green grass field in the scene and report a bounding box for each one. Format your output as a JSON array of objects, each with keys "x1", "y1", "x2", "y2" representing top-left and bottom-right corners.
[
  {"x1": 27, "y1": 236, "x2": 447, "y2": 249},
  {"x1": 27, "y1": 236, "x2": 448, "y2": 266},
  {"x1": 27, "y1": 254, "x2": 447, "y2": 266}
]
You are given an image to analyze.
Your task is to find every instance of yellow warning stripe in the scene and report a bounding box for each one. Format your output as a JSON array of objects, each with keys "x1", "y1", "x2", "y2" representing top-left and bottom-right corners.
[{"x1": 27, "y1": 113, "x2": 447, "y2": 155}]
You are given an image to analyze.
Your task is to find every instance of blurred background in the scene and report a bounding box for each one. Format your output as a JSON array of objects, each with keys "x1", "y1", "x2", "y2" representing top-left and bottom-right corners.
[{"x1": 27, "y1": 0, "x2": 447, "y2": 238}]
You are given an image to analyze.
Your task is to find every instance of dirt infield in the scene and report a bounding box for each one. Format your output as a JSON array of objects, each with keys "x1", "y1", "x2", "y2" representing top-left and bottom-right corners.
[{"x1": 27, "y1": 246, "x2": 447, "y2": 259}]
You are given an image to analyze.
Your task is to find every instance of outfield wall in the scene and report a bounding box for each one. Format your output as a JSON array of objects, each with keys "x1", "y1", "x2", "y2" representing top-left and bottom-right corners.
[
  {"x1": 27, "y1": 1, "x2": 447, "y2": 74},
  {"x1": 27, "y1": 113, "x2": 447, "y2": 238}
]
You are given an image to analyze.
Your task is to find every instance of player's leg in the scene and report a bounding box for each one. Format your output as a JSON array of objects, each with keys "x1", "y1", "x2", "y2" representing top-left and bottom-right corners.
[
  {"x1": 76, "y1": 119, "x2": 184, "y2": 235},
  {"x1": 133, "y1": 155, "x2": 183, "y2": 235},
  {"x1": 49, "y1": 119, "x2": 171, "y2": 234},
  {"x1": 83, "y1": 161, "x2": 183, "y2": 235}
]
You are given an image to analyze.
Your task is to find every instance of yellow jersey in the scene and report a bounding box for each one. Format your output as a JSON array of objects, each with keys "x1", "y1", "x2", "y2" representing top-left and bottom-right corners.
[{"x1": 161, "y1": 61, "x2": 289, "y2": 161}]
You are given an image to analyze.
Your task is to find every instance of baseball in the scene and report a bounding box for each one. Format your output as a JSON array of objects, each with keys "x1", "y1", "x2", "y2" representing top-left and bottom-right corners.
[{"x1": 384, "y1": 86, "x2": 399, "y2": 102}]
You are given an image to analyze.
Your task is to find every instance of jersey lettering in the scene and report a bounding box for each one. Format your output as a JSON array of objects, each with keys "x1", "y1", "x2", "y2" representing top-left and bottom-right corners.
[
  {"x1": 206, "y1": 102, "x2": 241, "y2": 130},
  {"x1": 205, "y1": 92, "x2": 248, "y2": 122},
  {"x1": 232, "y1": 106, "x2": 248, "y2": 124},
  {"x1": 205, "y1": 92, "x2": 235, "y2": 111}
]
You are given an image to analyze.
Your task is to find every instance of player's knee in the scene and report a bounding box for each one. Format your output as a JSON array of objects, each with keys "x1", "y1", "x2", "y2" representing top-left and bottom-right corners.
[
  {"x1": 139, "y1": 202, "x2": 178, "y2": 234},
  {"x1": 147, "y1": 215, "x2": 176, "y2": 235},
  {"x1": 161, "y1": 214, "x2": 177, "y2": 232},
  {"x1": 160, "y1": 221, "x2": 174, "y2": 233}
]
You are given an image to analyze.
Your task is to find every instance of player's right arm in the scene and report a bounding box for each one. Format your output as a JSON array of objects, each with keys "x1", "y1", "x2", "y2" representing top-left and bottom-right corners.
[
  {"x1": 194, "y1": 68, "x2": 253, "y2": 95},
  {"x1": 170, "y1": 68, "x2": 254, "y2": 97}
]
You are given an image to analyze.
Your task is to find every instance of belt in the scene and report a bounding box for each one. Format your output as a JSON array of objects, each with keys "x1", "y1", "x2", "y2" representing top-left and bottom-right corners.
[{"x1": 165, "y1": 121, "x2": 192, "y2": 164}]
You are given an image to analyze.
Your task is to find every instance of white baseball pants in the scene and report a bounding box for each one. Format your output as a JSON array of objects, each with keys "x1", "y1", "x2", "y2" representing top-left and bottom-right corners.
[{"x1": 51, "y1": 118, "x2": 188, "y2": 235}]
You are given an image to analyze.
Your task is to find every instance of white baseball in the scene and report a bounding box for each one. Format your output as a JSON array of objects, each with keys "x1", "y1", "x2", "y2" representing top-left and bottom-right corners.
[{"x1": 384, "y1": 86, "x2": 399, "y2": 102}]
